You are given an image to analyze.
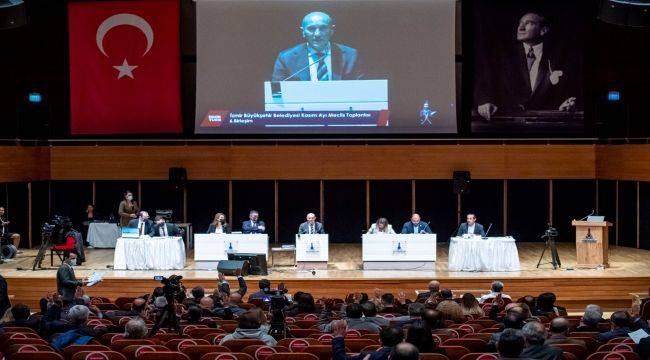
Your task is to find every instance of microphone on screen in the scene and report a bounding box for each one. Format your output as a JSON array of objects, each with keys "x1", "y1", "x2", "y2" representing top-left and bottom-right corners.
[{"x1": 281, "y1": 54, "x2": 328, "y2": 81}]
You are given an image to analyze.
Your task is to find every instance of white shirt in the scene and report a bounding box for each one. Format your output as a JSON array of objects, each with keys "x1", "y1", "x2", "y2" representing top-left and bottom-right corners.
[
  {"x1": 413, "y1": 223, "x2": 419, "y2": 234},
  {"x1": 137, "y1": 219, "x2": 145, "y2": 235},
  {"x1": 159, "y1": 224, "x2": 168, "y2": 237},
  {"x1": 214, "y1": 227, "x2": 223, "y2": 234},
  {"x1": 523, "y1": 42, "x2": 543, "y2": 92},
  {"x1": 307, "y1": 43, "x2": 332, "y2": 81},
  {"x1": 467, "y1": 224, "x2": 475, "y2": 235}
]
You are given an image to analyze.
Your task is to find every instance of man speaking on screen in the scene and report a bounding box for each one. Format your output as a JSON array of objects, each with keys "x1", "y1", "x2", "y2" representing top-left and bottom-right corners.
[{"x1": 271, "y1": 11, "x2": 364, "y2": 81}]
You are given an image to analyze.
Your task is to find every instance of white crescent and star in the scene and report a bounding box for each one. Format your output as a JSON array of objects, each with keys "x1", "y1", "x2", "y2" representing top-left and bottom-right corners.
[{"x1": 96, "y1": 13, "x2": 154, "y2": 79}]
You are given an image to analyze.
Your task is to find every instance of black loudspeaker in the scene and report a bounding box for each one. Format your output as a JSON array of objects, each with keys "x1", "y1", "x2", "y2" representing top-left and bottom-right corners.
[
  {"x1": 453, "y1": 171, "x2": 471, "y2": 195},
  {"x1": 228, "y1": 253, "x2": 268, "y2": 275},
  {"x1": 169, "y1": 167, "x2": 187, "y2": 189},
  {"x1": 598, "y1": 0, "x2": 650, "y2": 27},
  {"x1": 217, "y1": 260, "x2": 250, "y2": 276},
  {"x1": 0, "y1": 0, "x2": 26, "y2": 30}
]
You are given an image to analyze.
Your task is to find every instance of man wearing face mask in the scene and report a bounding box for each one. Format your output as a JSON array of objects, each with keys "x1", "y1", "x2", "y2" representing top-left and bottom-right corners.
[
  {"x1": 56, "y1": 253, "x2": 86, "y2": 304},
  {"x1": 149, "y1": 216, "x2": 181, "y2": 237},
  {"x1": 272, "y1": 11, "x2": 364, "y2": 81}
]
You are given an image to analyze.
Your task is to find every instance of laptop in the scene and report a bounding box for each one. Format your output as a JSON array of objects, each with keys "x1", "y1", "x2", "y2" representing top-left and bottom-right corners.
[
  {"x1": 587, "y1": 215, "x2": 605, "y2": 222},
  {"x1": 121, "y1": 227, "x2": 140, "y2": 238}
]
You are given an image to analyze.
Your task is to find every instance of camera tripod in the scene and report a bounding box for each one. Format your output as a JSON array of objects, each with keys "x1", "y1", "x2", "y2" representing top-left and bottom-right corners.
[{"x1": 537, "y1": 225, "x2": 561, "y2": 270}]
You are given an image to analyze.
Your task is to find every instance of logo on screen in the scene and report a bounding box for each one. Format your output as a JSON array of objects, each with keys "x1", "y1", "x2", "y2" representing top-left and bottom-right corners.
[
  {"x1": 200, "y1": 110, "x2": 229, "y2": 127},
  {"x1": 209, "y1": 115, "x2": 222, "y2": 123}
]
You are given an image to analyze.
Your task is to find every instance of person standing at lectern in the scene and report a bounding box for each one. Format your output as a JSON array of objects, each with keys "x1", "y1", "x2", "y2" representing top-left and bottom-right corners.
[
  {"x1": 118, "y1": 190, "x2": 139, "y2": 227},
  {"x1": 456, "y1": 213, "x2": 486, "y2": 237},
  {"x1": 242, "y1": 210, "x2": 266, "y2": 234},
  {"x1": 298, "y1": 213, "x2": 325, "y2": 234},
  {"x1": 128, "y1": 211, "x2": 153, "y2": 237},
  {"x1": 401, "y1": 214, "x2": 432, "y2": 234}
]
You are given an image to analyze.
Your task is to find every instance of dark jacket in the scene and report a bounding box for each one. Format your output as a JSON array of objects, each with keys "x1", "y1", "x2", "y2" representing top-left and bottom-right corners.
[
  {"x1": 333, "y1": 336, "x2": 391, "y2": 360},
  {"x1": 149, "y1": 223, "x2": 181, "y2": 237},
  {"x1": 520, "y1": 344, "x2": 563, "y2": 360},
  {"x1": 272, "y1": 43, "x2": 364, "y2": 82},
  {"x1": 127, "y1": 218, "x2": 154, "y2": 235},
  {"x1": 598, "y1": 327, "x2": 632, "y2": 343},
  {"x1": 456, "y1": 222, "x2": 486, "y2": 237},
  {"x1": 401, "y1": 221, "x2": 432, "y2": 234},
  {"x1": 206, "y1": 223, "x2": 231, "y2": 234},
  {"x1": 56, "y1": 263, "x2": 82, "y2": 302},
  {"x1": 0, "y1": 275, "x2": 10, "y2": 316}
]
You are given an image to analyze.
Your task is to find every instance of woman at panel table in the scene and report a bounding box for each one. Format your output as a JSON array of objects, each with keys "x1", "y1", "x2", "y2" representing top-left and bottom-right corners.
[
  {"x1": 366, "y1": 217, "x2": 396, "y2": 234},
  {"x1": 118, "y1": 190, "x2": 139, "y2": 227},
  {"x1": 207, "y1": 212, "x2": 231, "y2": 234}
]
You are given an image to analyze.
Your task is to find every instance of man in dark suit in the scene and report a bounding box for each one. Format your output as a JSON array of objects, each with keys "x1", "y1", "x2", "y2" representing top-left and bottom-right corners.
[
  {"x1": 415, "y1": 280, "x2": 441, "y2": 302},
  {"x1": 56, "y1": 253, "x2": 85, "y2": 303},
  {"x1": 272, "y1": 11, "x2": 364, "y2": 81},
  {"x1": 331, "y1": 319, "x2": 403, "y2": 360},
  {"x1": 520, "y1": 321, "x2": 563, "y2": 360},
  {"x1": 497, "y1": 328, "x2": 526, "y2": 360},
  {"x1": 149, "y1": 216, "x2": 181, "y2": 237},
  {"x1": 298, "y1": 213, "x2": 325, "y2": 234},
  {"x1": 476, "y1": 12, "x2": 577, "y2": 120},
  {"x1": 242, "y1": 210, "x2": 266, "y2": 234},
  {"x1": 401, "y1": 213, "x2": 432, "y2": 234},
  {"x1": 544, "y1": 317, "x2": 587, "y2": 347},
  {"x1": 457, "y1": 213, "x2": 486, "y2": 237},
  {"x1": 597, "y1": 311, "x2": 640, "y2": 343},
  {"x1": 127, "y1": 211, "x2": 153, "y2": 237}
]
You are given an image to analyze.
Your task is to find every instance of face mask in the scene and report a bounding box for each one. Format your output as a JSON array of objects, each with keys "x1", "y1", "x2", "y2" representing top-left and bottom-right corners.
[{"x1": 126, "y1": 195, "x2": 133, "y2": 200}]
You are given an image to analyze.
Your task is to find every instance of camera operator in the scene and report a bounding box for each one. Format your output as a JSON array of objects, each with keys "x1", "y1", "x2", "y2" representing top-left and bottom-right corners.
[
  {"x1": 248, "y1": 279, "x2": 290, "y2": 302},
  {"x1": 0, "y1": 206, "x2": 20, "y2": 258}
]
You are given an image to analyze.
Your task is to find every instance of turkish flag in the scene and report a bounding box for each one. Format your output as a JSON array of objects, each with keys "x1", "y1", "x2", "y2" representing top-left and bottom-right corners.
[{"x1": 68, "y1": 0, "x2": 181, "y2": 134}]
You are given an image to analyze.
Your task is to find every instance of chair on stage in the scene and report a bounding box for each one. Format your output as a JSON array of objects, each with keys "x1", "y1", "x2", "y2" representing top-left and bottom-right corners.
[{"x1": 50, "y1": 234, "x2": 77, "y2": 266}]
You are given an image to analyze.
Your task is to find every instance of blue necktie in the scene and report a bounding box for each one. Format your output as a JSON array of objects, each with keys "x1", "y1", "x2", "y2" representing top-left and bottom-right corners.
[{"x1": 315, "y1": 52, "x2": 329, "y2": 81}]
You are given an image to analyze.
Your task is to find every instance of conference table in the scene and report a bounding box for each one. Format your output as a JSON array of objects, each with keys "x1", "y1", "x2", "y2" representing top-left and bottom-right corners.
[
  {"x1": 362, "y1": 233, "x2": 437, "y2": 270},
  {"x1": 194, "y1": 233, "x2": 268, "y2": 270},
  {"x1": 448, "y1": 236, "x2": 520, "y2": 272},
  {"x1": 87, "y1": 222, "x2": 120, "y2": 248},
  {"x1": 113, "y1": 236, "x2": 186, "y2": 270}
]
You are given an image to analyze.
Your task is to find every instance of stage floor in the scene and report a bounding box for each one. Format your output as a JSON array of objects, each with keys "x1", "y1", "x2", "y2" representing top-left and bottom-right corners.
[{"x1": 2, "y1": 242, "x2": 649, "y2": 311}]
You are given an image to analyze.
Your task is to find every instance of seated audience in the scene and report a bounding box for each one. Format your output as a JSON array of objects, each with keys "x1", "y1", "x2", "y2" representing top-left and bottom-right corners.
[
  {"x1": 435, "y1": 289, "x2": 464, "y2": 323},
  {"x1": 321, "y1": 302, "x2": 382, "y2": 333},
  {"x1": 497, "y1": 328, "x2": 526, "y2": 360},
  {"x1": 393, "y1": 302, "x2": 426, "y2": 327},
  {"x1": 416, "y1": 280, "x2": 441, "y2": 302},
  {"x1": 576, "y1": 309, "x2": 605, "y2": 332},
  {"x1": 534, "y1": 292, "x2": 565, "y2": 317},
  {"x1": 390, "y1": 342, "x2": 420, "y2": 360},
  {"x1": 2, "y1": 304, "x2": 40, "y2": 332},
  {"x1": 106, "y1": 297, "x2": 148, "y2": 319},
  {"x1": 422, "y1": 308, "x2": 447, "y2": 330},
  {"x1": 249, "y1": 279, "x2": 273, "y2": 301},
  {"x1": 286, "y1": 292, "x2": 318, "y2": 316},
  {"x1": 331, "y1": 319, "x2": 403, "y2": 360},
  {"x1": 460, "y1": 293, "x2": 485, "y2": 317},
  {"x1": 213, "y1": 292, "x2": 246, "y2": 319},
  {"x1": 199, "y1": 296, "x2": 216, "y2": 317},
  {"x1": 362, "y1": 302, "x2": 389, "y2": 327},
  {"x1": 219, "y1": 310, "x2": 277, "y2": 346},
  {"x1": 545, "y1": 317, "x2": 587, "y2": 347},
  {"x1": 488, "y1": 312, "x2": 525, "y2": 350},
  {"x1": 479, "y1": 281, "x2": 512, "y2": 304},
  {"x1": 48, "y1": 305, "x2": 107, "y2": 349},
  {"x1": 520, "y1": 321, "x2": 563, "y2": 360},
  {"x1": 598, "y1": 311, "x2": 634, "y2": 343},
  {"x1": 124, "y1": 318, "x2": 148, "y2": 339},
  {"x1": 521, "y1": 295, "x2": 537, "y2": 311},
  {"x1": 183, "y1": 286, "x2": 205, "y2": 307},
  {"x1": 405, "y1": 320, "x2": 446, "y2": 354}
]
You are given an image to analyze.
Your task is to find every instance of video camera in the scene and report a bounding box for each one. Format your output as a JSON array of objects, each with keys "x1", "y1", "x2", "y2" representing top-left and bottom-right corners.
[
  {"x1": 42, "y1": 215, "x2": 73, "y2": 245},
  {"x1": 154, "y1": 274, "x2": 184, "y2": 300}
]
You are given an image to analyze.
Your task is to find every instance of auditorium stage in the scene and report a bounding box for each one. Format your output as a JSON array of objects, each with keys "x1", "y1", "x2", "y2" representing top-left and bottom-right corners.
[{"x1": 2, "y1": 242, "x2": 649, "y2": 312}]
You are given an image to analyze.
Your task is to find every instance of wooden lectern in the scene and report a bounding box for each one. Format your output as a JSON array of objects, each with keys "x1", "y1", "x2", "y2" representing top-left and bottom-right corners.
[{"x1": 571, "y1": 220, "x2": 613, "y2": 269}]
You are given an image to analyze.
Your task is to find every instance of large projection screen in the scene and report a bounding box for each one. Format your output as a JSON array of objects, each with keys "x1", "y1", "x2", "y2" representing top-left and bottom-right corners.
[{"x1": 195, "y1": 0, "x2": 456, "y2": 134}]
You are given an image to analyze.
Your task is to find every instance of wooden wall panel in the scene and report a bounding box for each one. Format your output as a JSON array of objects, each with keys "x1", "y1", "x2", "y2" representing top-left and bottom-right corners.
[
  {"x1": 48, "y1": 145, "x2": 596, "y2": 180},
  {"x1": 597, "y1": 144, "x2": 650, "y2": 181},
  {"x1": 0, "y1": 146, "x2": 50, "y2": 182}
]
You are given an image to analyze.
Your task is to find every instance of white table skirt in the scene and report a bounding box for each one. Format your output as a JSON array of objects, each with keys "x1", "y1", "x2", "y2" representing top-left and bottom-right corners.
[
  {"x1": 87, "y1": 223, "x2": 120, "y2": 248},
  {"x1": 113, "y1": 237, "x2": 186, "y2": 270},
  {"x1": 448, "y1": 236, "x2": 520, "y2": 272}
]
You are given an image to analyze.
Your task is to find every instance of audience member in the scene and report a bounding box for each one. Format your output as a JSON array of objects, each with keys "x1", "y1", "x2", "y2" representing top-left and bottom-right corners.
[
  {"x1": 480, "y1": 281, "x2": 512, "y2": 304},
  {"x1": 219, "y1": 310, "x2": 277, "y2": 346},
  {"x1": 520, "y1": 321, "x2": 563, "y2": 360},
  {"x1": 576, "y1": 310, "x2": 604, "y2": 332},
  {"x1": 183, "y1": 286, "x2": 205, "y2": 307},
  {"x1": 598, "y1": 311, "x2": 633, "y2": 343},
  {"x1": 321, "y1": 302, "x2": 382, "y2": 333},
  {"x1": 124, "y1": 318, "x2": 148, "y2": 339},
  {"x1": 331, "y1": 319, "x2": 403, "y2": 360},
  {"x1": 460, "y1": 293, "x2": 485, "y2": 317},
  {"x1": 393, "y1": 302, "x2": 426, "y2": 327},
  {"x1": 390, "y1": 342, "x2": 420, "y2": 360},
  {"x1": 534, "y1": 292, "x2": 565, "y2": 317},
  {"x1": 287, "y1": 292, "x2": 318, "y2": 316},
  {"x1": 545, "y1": 317, "x2": 586, "y2": 347},
  {"x1": 376, "y1": 293, "x2": 406, "y2": 315},
  {"x1": 521, "y1": 295, "x2": 537, "y2": 311},
  {"x1": 3, "y1": 304, "x2": 40, "y2": 332},
  {"x1": 497, "y1": 328, "x2": 525, "y2": 360},
  {"x1": 0, "y1": 275, "x2": 9, "y2": 318},
  {"x1": 436, "y1": 289, "x2": 464, "y2": 323},
  {"x1": 248, "y1": 279, "x2": 273, "y2": 301},
  {"x1": 416, "y1": 280, "x2": 441, "y2": 301},
  {"x1": 488, "y1": 312, "x2": 525, "y2": 350},
  {"x1": 362, "y1": 302, "x2": 389, "y2": 327},
  {"x1": 405, "y1": 320, "x2": 446, "y2": 354}
]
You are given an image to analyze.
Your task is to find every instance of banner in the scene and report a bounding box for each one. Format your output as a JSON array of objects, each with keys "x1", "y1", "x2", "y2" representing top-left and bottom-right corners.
[{"x1": 68, "y1": 0, "x2": 181, "y2": 134}]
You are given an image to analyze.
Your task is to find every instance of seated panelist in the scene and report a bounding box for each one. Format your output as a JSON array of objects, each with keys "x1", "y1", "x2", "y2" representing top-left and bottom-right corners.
[
  {"x1": 242, "y1": 210, "x2": 266, "y2": 234},
  {"x1": 367, "y1": 217, "x2": 395, "y2": 234},
  {"x1": 298, "y1": 213, "x2": 325, "y2": 234},
  {"x1": 207, "y1": 212, "x2": 231, "y2": 234},
  {"x1": 456, "y1": 213, "x2": 486, "y2": 237},
  {"x1": 401, "y1": 213, "x2": 432, "y2": 234},
  {"x1": 128, "y1": 211, "x2": 153, "y2": 237},
  {"x1": 149, "y1": 215, "x2": 180, "y2": 237}
]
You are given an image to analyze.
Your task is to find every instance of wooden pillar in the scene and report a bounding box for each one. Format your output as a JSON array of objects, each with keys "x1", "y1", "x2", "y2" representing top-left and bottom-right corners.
[
  {"x1": 274, "y1": 180, "x2": 279, "y2": 244},
  {"x1": 411, "y1": 180, "x2": 416, "y2": 215},
  {"x1": 320, "y1": 180, "x2": 324, "y2": 225},
  {"x1": 503, "y1": 179, "x2": 508, "y2": 235},
  {"x1": 228, "y1": 181, "x2": 233, "y2": 226},
  {"x1": 28, "y1": 182, "x2": 32, "y2": 248},
  {"x1": 365, "y1": 180, "x2": 370, "y2": 229},
  {"x1": 548, "y1": 180, "x2": 553, "y2": 225}
]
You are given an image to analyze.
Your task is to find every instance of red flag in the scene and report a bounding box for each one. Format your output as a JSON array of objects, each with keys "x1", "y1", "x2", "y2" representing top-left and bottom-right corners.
[{"x1": 68, "y1": 0, "x2": 181, "y2": 134}]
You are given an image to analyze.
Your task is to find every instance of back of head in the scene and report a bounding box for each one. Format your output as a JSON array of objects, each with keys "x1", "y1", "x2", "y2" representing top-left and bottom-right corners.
[
  {"x1": 298, "y1": 292, "x2": 315, "y2": 312},
  {"x1": 408, "y1": 302, "x2": 426, "y2": 317},
  {"x1": 154, "y1": 296, "x2": 168, "y2": 309},
  {"x1": 200, "y1": 296, "x2": 214, "y2": 309},
  {"x1": 422, "y1": 309, "x2": 444, "y2": 329},
  {"x1": 491, "y1": 281, "x2": 505, "y2": 293},
  {"x1": 498, "y1": 328, "x2": 525, "y2": 358},
  {"x1": 11, "y1": 304, "x2": 30, "y2": 321},
  {"x1": 191, "y1": 286, "x2": 205, "y2": 300},
  {"x1": 536, "y1": 292, "x2": 556, "y2": 311},
  {"x1": 259, "y1": 279, "x2": 271, "y2": 291},
  {"x1": 611, "y1": 311, "x2": 631, "y2": 328},
  {"x1": 238, "y1": 311, "x2": 261, "y2": 329},
  {"x1": 380, "y1": 326, "x2": 404, "y2": 347},
  {"x1": 503, "y1": 312, "x2": 525, "y2": 330},
  {"x1": 405, "y1": 320, "x2": 435, "y2": 353},
  {"x1": 428, "y1": 280, "x2": 440, "y2": 292},
  {"x1": 522, "y1": 295, "x2": 536, "y2": 309},
  {"x1": 550, "y1": 317, "x2": 569, "y2": 335},
  {"x1": 461, "y1": 293, "x2": 477, "y2": 309},
  {"x1": 346, "y1": 303, "x2": 363, "y2": 319},
  {"x1": 439, "y1": 289, "x2": 453, "y2": 300},
  {"x1": 68, "y1": 305, "x2": 90, "y2": 323},
  {"x1": 381, "y1": 293, "x2": 395, "y2": 305},
  {"x1": 390, "y1": 342, "x2": 420, "y2": 360},
  {"x1": 125, "y1": 318, "x2": 148, "y2": 339},
  {"x1": 585, "y1": 304, "x2": 602, "y2": 315},
  {"x1": 361, "y1": 301, "x2": 377, "y2": 317},
  {"x1": 582, "y1": 310, "x2": 602, "y2": 326},
  {"x1": 188, "y1": 306, "x2": 202, "y2": 323},
  {"x1": 132, "y1": 298, "x2": 147, "y2": 313},
  {"x1": 229, "y1": 292, "x2": 243, "y2": 304},
  {"x1": 522, "y1": 321, "x2": 547, "y2": 345}
]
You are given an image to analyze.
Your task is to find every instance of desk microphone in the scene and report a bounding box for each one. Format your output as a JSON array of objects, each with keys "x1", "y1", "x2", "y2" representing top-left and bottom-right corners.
[
  {"x1": 482, "y1": 223, "x2": 493, "y2": 239},
  {"x1": 281, "y1": 54, "x2": 328, "y2": 81},
  {"x1": 578, "y1": 210, "x2": 595, "y2": 221}
]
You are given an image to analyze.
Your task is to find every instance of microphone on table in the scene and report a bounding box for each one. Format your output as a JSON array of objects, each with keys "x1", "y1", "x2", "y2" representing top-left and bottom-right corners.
[
  {"x1": 451, "y1": 222, "x2": 462, "y2": 239},
  {"x1": 420, "y1": 221, "x2": 431, "y2": 234},
  {"x1": 282, "y1": 54, "x2": 328, "y2": 81},
  {"x1": 578, "y1": 210, "x2": 595, "y2": 221},
  {"x1": 482, "y1": 223, "x2": 493, "y2": 239}
]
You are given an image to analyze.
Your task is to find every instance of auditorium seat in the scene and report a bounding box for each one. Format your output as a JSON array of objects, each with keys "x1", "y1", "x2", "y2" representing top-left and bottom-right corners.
[
  {"x1": 442, "y1": 338, "x2": 487, "y2": 353},
  {"x1": 1, "y1": 326, "x2": 38, "y2": 334},
  {"x1": 432, "y1": 334, "x2": 451, "y2": 345},
  {"x1": 202, "y1": 334, "x2": 227, "y2": 345},
  {"x1": 301, "y1": 345, "x2": 333, "y2": 360},
  {"x1": 461, "y1": 333, "x2": 492, "y2": 342},
  {"x1": 336, "y1": 339, "x2": 377, "y2": 352},
  {"x1": 570, "y1": 332, "x2": 600, "y2": 339},
  {"x1": 438, "y1": 346, "x2": 471, "y2": 360},
  {"x1": 597, "y1": 344, "x2": 636, "y2": 353},
  {"x1": 181, "y1": 326, "x2": 209, "y2": 336},
  {"x1": 276, "y1": 338, "x2": 321, "y2": 352},
  {"x1": 361, "y1": 333, "x2": 380, "y2": 342},
  {"x1": 164, "y1": 339, "x2": 210, "y2": 352},
  {"x1": 359, "y1": 345, "x2": 382, "y2": 352},
  {"x1": 11, "y1": 351, "x2": 64, "y2": 360},
  {"x1": 110, "y1": 340, "x2": 156, "y2": 352},
  {"x1": 63, "y1": 345, "x2": 112, "y2": 360},
  {"x1": 222, "y1": 340, "x2": 267, "y2": 352},
  {"x1": 608, "y1": 338, "x2": 635, "y2": 344},
  {"x1": 99, "y1": 333, "x2": 125, "y2": 345},
  {"x1": 180, "y1": 345, "x2": 231, "y2": 360},
  {"x1": 458, "y1": 353, "x2": 498, "y2": 360},
  {"x1": 152, "y1": 334, "x2": 190, "y2": 344},
  {"x1": 120, "y1": 345, "x2": 170, "y2": 360},
  {"x1": 240, "y1": 345, "x2": 290, "y2": 360},
  {"x1": 585, "y1": 352, "x2": 640, "y2": 360},
  {"x1": 466, "y1": 320, "x2": 497, "y2": 328},
  {"x1": 0, "y1": 338, "x2": 49, "y2": 350},
  {"x1": 3, "y1": 344, "x2": 55, "y2": 356},
  {"x1": 265, "y1": 353, "x2": 318, "y2": 360},
  {"x1": 139, "y1": 352, "x2": 192, "y2": 360},
  {"x1": 420, "y1": 353, "x2": 450, "y2": 360},
  {"x1": 293, "y1": 320, "x2": 319, "y2": 329},
  {"x1": 548, "y1": 343, "x2": 588, "y2": 360},
  {"x1": 199, "y1": 353, "x2": 254, "y2": 360},
  {"x1": 186, "y1": 328, "x2": 225, "y2": 339},
  {"x1": 571, "y1": 337, "x2": 600, "y2": 353},
  {"x1": 564, "y1": 352, "x2": 578, "y2": 360},
  {"x1": 288, "y1": 329, "x2": 321, "y2": 338},
  {"x1": 71, "y1": 351, "x2": 127, "y2": 360}
]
